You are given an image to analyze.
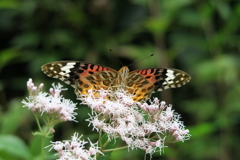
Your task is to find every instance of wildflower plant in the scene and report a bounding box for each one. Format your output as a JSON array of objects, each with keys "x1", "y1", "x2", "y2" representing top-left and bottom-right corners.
[
  {"x1": 49, "y1": 133, "x2": 103, "y2": 160},
  {"x1": 22, "y1": 79, "x2": 79, "y2": 159},
  {"x1": 83, "y1": 89, "x2": 190, "y2": 155},
  {"x1": 22, "y1": 78, "x2": 190, "y2": 160}
]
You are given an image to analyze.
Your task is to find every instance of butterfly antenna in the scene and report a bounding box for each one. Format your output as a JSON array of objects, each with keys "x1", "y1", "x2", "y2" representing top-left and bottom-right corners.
[
  {"x1": 109, "y1": 48, "x2": 124, "y2": 66},
  {"x1": 128, "y1": 54, "x2": 154, "y2": 67}
]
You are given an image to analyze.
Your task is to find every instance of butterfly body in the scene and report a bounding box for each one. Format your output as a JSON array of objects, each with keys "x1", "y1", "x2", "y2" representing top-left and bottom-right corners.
[{"x1": 42, "y1": 61, "x2": 191, "y2": 102}]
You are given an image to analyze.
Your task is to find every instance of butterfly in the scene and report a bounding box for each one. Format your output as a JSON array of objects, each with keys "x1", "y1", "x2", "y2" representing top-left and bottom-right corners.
[{"x1": 41, "y1": 61, "x2": 191, "y2": 102}]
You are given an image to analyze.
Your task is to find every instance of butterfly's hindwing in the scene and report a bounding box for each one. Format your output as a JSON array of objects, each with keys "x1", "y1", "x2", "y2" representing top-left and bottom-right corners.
[
  {"x1": 74, "y1": 71, "x2": 118, "y2": 98},
  {"x1": 126, "y1": 72, "x2": 154, "y2": 101}
]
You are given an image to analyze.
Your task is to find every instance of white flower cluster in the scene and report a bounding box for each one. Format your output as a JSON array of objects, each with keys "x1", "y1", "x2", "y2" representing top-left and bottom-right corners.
[
  {"x1": 83, "y1": 89, "x2": 190, "y2": 155},
  {"x1": 22, "y1": 78, "x2": 77, "y2": 123},
  {"x1": 49, "y1": 133, "x2": 102, "y2": 160}
]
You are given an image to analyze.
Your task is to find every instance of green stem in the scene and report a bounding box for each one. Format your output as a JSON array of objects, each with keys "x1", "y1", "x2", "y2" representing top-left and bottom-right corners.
[
  {"x1": 96, "y1": 138, "x2": 109, "y2": 158},
  {"x1": 103, "y1": 145, "x2": 128, "y2": 152},
  {"x1": 34, "y1": 114, "x2": 43, "y2": 132},
  {"x1": 99, "y1": 131, "x2": 103, "y2": 146},
  {"x1": 42, "y1": 134, "x2": 45, "y2": 160},
  {"x1": 101, "y1": 138, "x2": 110, "y2": 149},
  {"x1": 34, "y1": 114, "x2": 46, "y2": 160}
]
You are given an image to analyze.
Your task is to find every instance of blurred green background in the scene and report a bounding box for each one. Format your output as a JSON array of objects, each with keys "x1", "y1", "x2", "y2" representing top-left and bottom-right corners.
[{"x1": 0, "y1": 0, "x2": 240, "y2": 159}]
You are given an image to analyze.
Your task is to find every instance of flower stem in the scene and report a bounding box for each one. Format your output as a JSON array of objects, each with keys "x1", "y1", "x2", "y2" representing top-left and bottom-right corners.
[
  {"x1": 103, "y1": 145, "x2": 128, "y2": 152},
  {"x1": 34, "y1": 114, "x2": 46, "y2": 160},
  {"x1": 34, "y1": 114, "x2": 42, "y2": 132},
  {"x1": 41, "y1": 134, "x2": 45, "y2": 160}
]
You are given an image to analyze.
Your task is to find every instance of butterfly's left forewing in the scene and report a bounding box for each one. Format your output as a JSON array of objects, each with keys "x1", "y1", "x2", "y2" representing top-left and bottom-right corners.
[{"x1": 130, "y1": 68, "x2": 191, "y2": 98}]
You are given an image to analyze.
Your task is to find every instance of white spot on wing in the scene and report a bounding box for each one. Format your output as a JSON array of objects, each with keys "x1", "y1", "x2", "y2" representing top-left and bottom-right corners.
[
  {"x1": 166, "y1": 71, "x2": 175, "y2": 80},
  {"x1": 164, "y1": 86, "x2": 170, "y2": 89},
  {"x1": 61, "y1": 65, "x2": 74, "y2": 71},
  {"x1": 176, "y1": 72, "x2": 181, "y2": 76},
  {"x1": 60, "y1": 63, "x2": 76, "y2": 74},
  {"x1": 59, "y1": 72, "x2": 68, "y2": 76},
  {"x1": 165, "y1": 77, "x2": 174, "y2": 84},
  {"x1": 163, "y1": 82, "x2": 167, "y2": 85},
  {"x1": 167, "y1": 70, "x2": 174, "y2": 74},
  {"x1": 66, "y1": 62, "x2": 76, "y2": 65}
]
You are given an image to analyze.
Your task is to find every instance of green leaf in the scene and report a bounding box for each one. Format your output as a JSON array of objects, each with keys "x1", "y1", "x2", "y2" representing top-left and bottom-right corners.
[
  {"x1": 0, "y1": 135, "x2": 31, "y2": 160},
  {"x1": 29, "y1": 136, "x2": 42, "y2": 158},
  {"x1": 32, "y1": 132, "x2": 42, "y2": 136},
  {"x1": 97, "y1": 134, "x2": 120, "y2": 160},
  {"x1": 0, "y1": 99, "x2": 29, "y2": 134},
  {"x1": 29, "y1": 132, "x2": 53, "y2": 160}
]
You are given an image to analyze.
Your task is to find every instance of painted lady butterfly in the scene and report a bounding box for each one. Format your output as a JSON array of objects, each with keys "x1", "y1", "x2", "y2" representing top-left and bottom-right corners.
[{"x1": 41, "y1": 61, "x2": 191, "y2": 102}]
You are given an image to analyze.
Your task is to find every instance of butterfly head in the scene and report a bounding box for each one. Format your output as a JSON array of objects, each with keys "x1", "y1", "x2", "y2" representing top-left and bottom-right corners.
[{"x1": 118, "y1": 66, "x2": 130, "y2": 74}]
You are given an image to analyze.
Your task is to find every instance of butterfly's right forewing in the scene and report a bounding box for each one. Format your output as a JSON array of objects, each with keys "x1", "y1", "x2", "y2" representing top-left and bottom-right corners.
[{"x1": 133, "y1": 68, "x2": 191, "y2": 92}]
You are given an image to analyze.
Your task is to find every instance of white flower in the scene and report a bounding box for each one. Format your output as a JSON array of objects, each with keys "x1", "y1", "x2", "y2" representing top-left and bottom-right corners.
[
  {"x1": 82, "y1": 89, "x2": 190, "y2": 155},
  {"x1": 22, "y1": 78, "x2": 78, "y2": 123},
  {"x1": 49, "y1": 133, "x2": 103, "y2": 160}
]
